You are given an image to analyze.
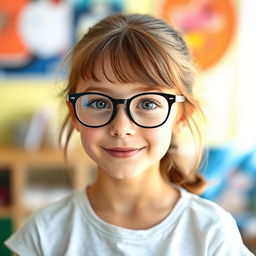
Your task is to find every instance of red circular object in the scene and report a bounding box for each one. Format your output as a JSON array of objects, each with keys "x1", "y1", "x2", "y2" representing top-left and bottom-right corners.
[{"x1": 158, "y1": 0, "x2": 237, "y2": 70}]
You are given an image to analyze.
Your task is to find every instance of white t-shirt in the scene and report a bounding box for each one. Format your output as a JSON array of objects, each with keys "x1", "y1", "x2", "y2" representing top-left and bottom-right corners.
[{"x1": 5, "y1": 186, "x2": 254, "y2": 256}]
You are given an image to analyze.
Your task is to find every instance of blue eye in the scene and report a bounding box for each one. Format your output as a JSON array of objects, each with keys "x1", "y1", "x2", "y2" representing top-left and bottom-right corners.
[
  {"x1": 83, "y1": 99, "x2": 110, "y2": 110},
  {"x1": 139, "y1": 100, "x2": 158, "y2": 110},
  {"x1": 89, "y1": 100, "x2": 109, "y2": 109}
]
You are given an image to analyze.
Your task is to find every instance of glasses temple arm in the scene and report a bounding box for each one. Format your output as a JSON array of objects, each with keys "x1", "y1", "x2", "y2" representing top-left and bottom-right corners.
[{"x1": 175, "y1": 95, "x2": 185, "y2": 102}]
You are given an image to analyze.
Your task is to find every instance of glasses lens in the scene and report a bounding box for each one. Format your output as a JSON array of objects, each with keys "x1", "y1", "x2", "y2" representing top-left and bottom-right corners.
[
  {"x1": 130, "y1": 94, "x2": 169, "y2": 127},
  {"x1": 76, "y1": 94, "x2": 113, "y2": 126}
]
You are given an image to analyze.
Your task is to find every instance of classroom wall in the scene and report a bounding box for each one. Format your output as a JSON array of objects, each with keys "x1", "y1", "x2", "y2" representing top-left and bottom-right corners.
[{"x1": 0, "y1": 0, "x2": 245, "y2": 149}]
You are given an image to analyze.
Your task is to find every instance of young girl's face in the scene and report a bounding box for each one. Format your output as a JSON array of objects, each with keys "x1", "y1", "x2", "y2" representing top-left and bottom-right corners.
[{"x1": 71, "y1": 67, "x2": 182, "y2": 180}]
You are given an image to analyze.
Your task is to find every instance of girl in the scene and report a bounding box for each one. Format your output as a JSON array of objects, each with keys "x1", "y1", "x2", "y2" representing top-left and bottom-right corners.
[{"x1": 5, "y1": 13, "x2": 254, "y2": 256}]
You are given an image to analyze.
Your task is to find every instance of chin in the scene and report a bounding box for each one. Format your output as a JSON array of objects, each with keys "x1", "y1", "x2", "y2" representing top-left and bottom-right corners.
[{"x1": 104, "y1": 166, "x2": 144, "y2": 180}]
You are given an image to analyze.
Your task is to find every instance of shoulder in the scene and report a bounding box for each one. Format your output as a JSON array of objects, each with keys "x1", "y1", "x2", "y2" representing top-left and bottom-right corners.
[
  {"x1": 5, "y1": 190, "x2": 86, "y2": 256},
  {"x1": 178, "y1": 187, "x2": 254, "y2": 255},
  {"x1": 180, "y1": 187, "x2": 234, "y2": 224},
  {"x1": 33, "y1": 191, "x2": 80, "y2": 223},
  {"x1": 177, "y1": 187, "x2": 239, "y2": 238},
  {"x1": 29, "y1": 189, "x2": 89, "y2": 235}
]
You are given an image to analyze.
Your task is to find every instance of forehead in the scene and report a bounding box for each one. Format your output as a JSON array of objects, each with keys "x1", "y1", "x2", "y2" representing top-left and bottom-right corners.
[
  {"x1": 75, "y1": 56, "x2": 176, "y2": 95},
  {"x1": 71, "y1": 40, "x2": 178, "y2": 92},
  {"x1": 76, "y1": 80, "x2": 176, "y2": 98}
]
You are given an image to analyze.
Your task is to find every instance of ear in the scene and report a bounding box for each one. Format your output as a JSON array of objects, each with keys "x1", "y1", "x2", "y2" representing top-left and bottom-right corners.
[
  {"x1": 173, "y1": 116, "x2": 187, "y2": 134},
  {"x1": 172, "y1": 103, "x2": 186, "y2": 134},
  {"x1": 173, "y1": 101, "x2": 195, "y2": 134},
  {"x1": 66, "y1": 102, "x2": 80, "y2": 132}
]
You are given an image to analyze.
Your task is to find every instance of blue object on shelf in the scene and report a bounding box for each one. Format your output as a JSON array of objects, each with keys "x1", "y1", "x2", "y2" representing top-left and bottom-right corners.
[{"x1": 202, "y1": 143, "x2": 256, "y2": 200}]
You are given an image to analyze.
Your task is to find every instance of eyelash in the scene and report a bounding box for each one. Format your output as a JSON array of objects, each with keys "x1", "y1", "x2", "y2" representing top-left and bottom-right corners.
[
  {"x1": 136, "y1": 99, "x2": 161, "y2": 110},
  {"x1": 84, "y1": 99, "x2": 110, "y2": 109}
]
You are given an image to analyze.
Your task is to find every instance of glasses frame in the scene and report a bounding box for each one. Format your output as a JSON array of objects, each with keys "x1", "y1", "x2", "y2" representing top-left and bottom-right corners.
[{"x1": 67, "y1": 92, "x2": 185, "y2": 128}]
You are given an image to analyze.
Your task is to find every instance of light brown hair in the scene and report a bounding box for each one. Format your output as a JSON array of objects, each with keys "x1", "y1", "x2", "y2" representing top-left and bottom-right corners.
[{"x1": 60, "y1": 13, "x2": 207, "y2": 194}]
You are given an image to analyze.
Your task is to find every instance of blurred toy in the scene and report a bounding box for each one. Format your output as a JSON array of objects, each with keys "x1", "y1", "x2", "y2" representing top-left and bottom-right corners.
[{"x1": 202, "y1": 142, "x2": 256, "y2": 252}]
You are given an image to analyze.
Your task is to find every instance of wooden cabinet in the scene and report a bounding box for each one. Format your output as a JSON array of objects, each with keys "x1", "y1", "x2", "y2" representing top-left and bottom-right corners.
[{"x1": 0, "y1": 148, "x2": 95, "y2": 229}]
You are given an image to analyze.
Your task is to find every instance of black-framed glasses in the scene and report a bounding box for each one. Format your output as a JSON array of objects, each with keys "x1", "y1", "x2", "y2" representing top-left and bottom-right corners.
[{"x1": 67, "y1": 92, "x2": 185, "y2": 128}]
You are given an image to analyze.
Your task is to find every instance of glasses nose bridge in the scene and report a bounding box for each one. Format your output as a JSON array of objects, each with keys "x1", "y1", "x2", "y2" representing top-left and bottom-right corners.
[
  {"x1": 115, "y1": 98, "x2": 129, "y2": 106},
  {"x1": 113, "y1": 98, "x2": 130, "y2": 111},
  {"x1": 112, "y1": 98, "x2": 131, "y2": 120}
]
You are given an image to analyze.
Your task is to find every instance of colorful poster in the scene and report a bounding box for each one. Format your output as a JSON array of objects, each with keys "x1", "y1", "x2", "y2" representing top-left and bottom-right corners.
[
  {"x1": 158, "y1": 0, "x2": 236, "y2": 70},
  {"x1": 0, "y1": 0, "x2": 124, "y2": 77}
]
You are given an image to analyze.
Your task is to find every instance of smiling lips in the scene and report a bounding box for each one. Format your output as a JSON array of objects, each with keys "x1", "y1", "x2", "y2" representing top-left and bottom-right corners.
[{"x1": 103, "y1": 147, "x2": 143, "y2": 158}]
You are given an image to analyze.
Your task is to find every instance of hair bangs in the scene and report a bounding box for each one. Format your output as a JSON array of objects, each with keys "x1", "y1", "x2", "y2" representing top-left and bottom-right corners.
[{"x1": 76, "y1": 27, "x2": 179, "y2": 89}]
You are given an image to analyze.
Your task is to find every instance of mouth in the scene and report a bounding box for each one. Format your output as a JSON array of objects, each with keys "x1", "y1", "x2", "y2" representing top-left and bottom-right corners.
[{"x1": 103, "y1": 147, "x2": 144, "y2": 158}]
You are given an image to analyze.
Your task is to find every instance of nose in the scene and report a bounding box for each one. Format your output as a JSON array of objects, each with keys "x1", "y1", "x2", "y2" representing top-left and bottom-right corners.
[{"x1": 108, "y1": 105, "x2": 136, "y2": 137}]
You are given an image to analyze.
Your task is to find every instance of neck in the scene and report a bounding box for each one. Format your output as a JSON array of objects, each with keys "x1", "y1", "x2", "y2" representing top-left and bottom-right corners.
[{"x1": 87, "y1": 163, "x2": 178, "y2": 215}]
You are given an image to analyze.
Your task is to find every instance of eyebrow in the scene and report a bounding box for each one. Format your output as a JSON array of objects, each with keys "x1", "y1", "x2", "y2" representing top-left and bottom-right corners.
[
  {"x1": 83, "y1": 85, "x2": 114, "y2": 93},
  {"x1": 83, "y1": 84, "x2": 173, "y2": 94}
]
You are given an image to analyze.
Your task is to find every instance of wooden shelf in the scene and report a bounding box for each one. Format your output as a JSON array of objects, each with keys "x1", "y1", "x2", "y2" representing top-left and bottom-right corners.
[
  {"x1": 0, "y1": 147, "x2": 95, "y2": 229},
  {"x1": 0, "y1": 206, "x2": 12, "y2": 217},
  {"x1": 0, "y1": 148, "x2": 66, "y2": 165}
]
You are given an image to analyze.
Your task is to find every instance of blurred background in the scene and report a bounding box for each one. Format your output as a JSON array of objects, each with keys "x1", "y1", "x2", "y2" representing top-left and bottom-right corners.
[{"x1": 0, "y1": 0, "x2": 256, "y2": 254}]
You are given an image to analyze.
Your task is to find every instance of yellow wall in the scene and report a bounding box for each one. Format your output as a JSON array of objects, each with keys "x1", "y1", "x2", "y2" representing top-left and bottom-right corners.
[{"x1": 0, "y1": 80, "x2": 64, "y2": 146}]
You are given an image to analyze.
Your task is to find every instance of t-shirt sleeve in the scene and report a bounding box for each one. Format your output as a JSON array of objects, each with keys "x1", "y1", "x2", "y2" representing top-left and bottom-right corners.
[
  {"x1": 209, "y1": 211, "x2": 254, "y2": 256},
  {"x1": 4, "y1": 214, "x2": 43, "y2": 256}
]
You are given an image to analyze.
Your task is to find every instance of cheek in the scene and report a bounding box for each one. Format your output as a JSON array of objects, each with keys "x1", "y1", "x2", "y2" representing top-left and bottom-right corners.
[
  {"x1": 145, "y1": 124, "x2": 173, "y2": 156},
  {"x1": 78, "y1": 126, "x2": 101, "y2": 152}
]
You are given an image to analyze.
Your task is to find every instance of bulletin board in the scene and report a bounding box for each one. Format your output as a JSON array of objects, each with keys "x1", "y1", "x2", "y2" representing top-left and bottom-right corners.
[{"x1": 0, "y1": 0, "x2": 124, "y2": 77}]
